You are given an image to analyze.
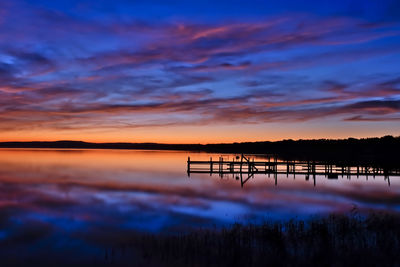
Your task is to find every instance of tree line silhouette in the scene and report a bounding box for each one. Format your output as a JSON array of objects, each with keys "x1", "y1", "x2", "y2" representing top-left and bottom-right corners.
[{"x1": 1, "y1": 135, "x2": 399, "y2": 167}]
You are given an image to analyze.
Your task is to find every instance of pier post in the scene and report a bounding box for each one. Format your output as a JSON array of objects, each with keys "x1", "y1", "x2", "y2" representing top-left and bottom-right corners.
[
  {"x1": 240, "y1": 154, "x2": 243, "y2": 174},
  {"x1": 293, "y1": 160, "x2": 296, "y2": 179},
  {"x1": 312, "y1": 161, "x2": 316, "y2": 186},
  {"x1": 384, "y1": 168, "x2": 390, "y2": 186},
  {"x1": 219, "y1": 157, "x2": 222, "y2": 177},
  {"x1": 187, "y1": 157, "x2": 191, "y2": 177},
  {"x1": 286, "y1": 161, "x2": 289, "y2": 177},
  {"x1": 210, "y1": 157, "x2": 213, "y2": 175}
]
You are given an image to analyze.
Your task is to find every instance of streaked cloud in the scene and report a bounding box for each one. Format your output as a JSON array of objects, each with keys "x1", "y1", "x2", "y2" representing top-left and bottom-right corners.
[{"x1": 0, "y1": 0, "x2": 399, "y2": 140}]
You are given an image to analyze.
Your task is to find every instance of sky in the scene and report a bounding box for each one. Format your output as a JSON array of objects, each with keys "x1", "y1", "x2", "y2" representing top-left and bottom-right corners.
[{"x1": 0, "y1": 0, "x2": 399, "y2": 143}]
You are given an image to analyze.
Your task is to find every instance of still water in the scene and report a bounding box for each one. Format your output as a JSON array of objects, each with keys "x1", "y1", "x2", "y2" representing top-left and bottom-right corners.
[{"x1": 0, "y1": 149, "x2": 399, "y2": 262}]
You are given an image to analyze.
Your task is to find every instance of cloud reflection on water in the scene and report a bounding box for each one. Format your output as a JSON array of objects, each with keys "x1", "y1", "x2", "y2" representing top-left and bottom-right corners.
[{"x1": 0, "y1": 149, "x2": 399, "y2": 260}]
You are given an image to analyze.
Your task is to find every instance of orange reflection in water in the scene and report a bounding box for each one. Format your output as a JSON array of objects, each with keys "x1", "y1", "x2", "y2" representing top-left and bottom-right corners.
[
  {"x1": 0, "y1": 148, "x2": 398, "y2": 213},
  {"x1": 0, "y1": 146, "x2": 399, "y2": 266},
  {"x1": 0, "y1": 148, "x2": 398, "y2": 221}
]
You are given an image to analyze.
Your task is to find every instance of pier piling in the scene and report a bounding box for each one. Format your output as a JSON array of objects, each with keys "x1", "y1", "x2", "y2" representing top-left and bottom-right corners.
[{"x1": 187, "y1": 155, "x2": 399, "y2": 186}]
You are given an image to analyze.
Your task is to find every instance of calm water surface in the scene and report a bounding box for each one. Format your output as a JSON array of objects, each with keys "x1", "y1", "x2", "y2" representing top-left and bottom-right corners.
[{"x1": 0, "y1": 149, "x2": 399, "y2": 262}]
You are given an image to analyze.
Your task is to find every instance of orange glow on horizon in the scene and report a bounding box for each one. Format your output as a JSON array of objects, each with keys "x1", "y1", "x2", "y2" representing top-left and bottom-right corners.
[{"x1": 0, "y1": 122, "x2": 397, "y2": 144}]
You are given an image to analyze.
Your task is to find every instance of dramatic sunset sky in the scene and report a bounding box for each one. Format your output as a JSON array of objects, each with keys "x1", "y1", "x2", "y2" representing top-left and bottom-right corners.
[{"x1": 0, "y1": 0, "x2": 399, "y2": 143}]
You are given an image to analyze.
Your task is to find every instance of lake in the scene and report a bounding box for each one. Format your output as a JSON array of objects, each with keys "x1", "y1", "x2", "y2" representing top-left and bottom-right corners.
[{"x1": 0, "y1": 149, "x2": 399, "y2": 263}]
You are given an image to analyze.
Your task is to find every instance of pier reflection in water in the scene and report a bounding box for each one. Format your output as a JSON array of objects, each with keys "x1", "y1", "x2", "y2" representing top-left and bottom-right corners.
[
  {"x1": 0, "y1": 149, "x2": 399, "y2": 263},
  {"x1": 187, "y1": 154, "x2": 400, "y2": 187}
]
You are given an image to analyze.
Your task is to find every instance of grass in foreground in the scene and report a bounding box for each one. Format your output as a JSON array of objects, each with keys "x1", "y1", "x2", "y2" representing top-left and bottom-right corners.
[{"x1": 118, "y1": 212, "x2": 400, "y2": 267}]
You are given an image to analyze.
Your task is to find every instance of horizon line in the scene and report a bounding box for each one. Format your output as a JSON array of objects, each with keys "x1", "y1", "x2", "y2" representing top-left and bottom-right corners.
[{"x1": 0, "y1": 135, "x2": 398, "y2": 146}]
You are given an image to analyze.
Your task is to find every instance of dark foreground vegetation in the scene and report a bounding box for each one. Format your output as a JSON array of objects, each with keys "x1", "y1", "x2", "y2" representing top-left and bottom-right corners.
[
  {"x1": 111, "y1": 212, "x2": 400, "y2": 267},
  {"x1": 1, "y1": 212, "x2": 400, "y2": 266},
  {"x1": 1, "y1": 135, "x2": 399, "y2": 167}
]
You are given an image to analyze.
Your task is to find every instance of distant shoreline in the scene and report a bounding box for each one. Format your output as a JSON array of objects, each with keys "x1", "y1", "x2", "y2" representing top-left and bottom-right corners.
[{"x1": 1, "y1": 136, "x2": 399, "y2": 166}]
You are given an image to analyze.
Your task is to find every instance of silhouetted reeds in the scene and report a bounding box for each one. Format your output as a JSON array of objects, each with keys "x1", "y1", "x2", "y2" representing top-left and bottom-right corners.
[{"x1": 120, "y1": 212, "x2": 400, "y2": 267}]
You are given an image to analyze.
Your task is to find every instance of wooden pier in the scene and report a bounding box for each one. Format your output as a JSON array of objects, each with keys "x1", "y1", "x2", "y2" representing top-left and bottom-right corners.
[{"x1": 187, "y1": 154, "x2": 400, "y2": 187}]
